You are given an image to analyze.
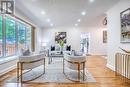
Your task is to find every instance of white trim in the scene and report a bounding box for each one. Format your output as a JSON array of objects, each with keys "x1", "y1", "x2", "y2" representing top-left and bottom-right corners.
[
  {"x1": 106, "y1": 63, "x2": 115, "y2": 71},
  {"x1": 0, "y1": 64, "x2": 16, "y2": 76},
  {"x1": 0, "y1": 56, "x2": 18, "y2": 65}
]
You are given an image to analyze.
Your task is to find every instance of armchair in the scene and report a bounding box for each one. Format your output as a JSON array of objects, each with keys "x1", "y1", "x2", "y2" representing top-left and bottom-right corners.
[
  {"x1": 17, "y1": 53, "x2": 45, "y2": 83},
  {"x1": 63, "y1": 53, "x2": 86, "y2": 82}
]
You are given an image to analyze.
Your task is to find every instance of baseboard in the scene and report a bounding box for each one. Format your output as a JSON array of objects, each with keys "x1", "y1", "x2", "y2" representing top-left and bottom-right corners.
[
  {"x1": 0, "y1": 65, "x2": 16, "y2": 76},
  {"x1": 106, "y1": 63, "x2": 115, "y2": 71}
]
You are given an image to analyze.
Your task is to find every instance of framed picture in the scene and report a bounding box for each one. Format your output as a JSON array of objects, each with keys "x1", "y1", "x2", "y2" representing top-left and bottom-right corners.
[
  {"x1": 103, "y1": 30, "x2": 107, "y2": 43},
  {"x1": 120, "y1": 8, "x2": 130, "y2": 43},
  {"x1": 55, "y1": 32, "x2": 66, "y2": 43}
]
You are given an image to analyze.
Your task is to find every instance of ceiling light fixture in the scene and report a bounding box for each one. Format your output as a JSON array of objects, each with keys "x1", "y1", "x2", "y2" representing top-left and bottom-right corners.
[
  {"x1": 75, "y1": 24, "x2": 78, "y2": 27},
  {"x1": 41, "y1": 10, "x2": 46, "y2": 15},
  {"x1": 32, "y1": 0, "x2": 36, "y2": 2},
  {"x1": 47, "y1": 19, "x2": 51, "y2": 22},
  {"x1": 89, "y1": 0, "x2": 95, "y2": 3},
  {"x1": 50, "y1": 23, "x2": 54, "y2": 27},
  {"x1": 81, "y1": 11, "x2": 86, "y2": 16},
  {"x1": 77, "y1": 19, "x2": 81, "y2": 22}
]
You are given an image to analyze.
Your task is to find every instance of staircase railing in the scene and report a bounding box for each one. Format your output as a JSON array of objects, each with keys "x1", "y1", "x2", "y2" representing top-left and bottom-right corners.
[{"x1": 115, "y1": 53, "x2": 130, "y2": 79}]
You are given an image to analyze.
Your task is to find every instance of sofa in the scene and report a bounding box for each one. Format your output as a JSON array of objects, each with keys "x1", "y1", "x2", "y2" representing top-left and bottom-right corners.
[{"x1": 49, "y1": 44, "x2": 71, "y2": 57}]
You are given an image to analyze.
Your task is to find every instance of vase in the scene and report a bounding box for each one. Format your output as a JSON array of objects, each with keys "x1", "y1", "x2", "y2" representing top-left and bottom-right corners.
[{"x1": 61, "y1": 46, "x2": 63, "y2": 54}]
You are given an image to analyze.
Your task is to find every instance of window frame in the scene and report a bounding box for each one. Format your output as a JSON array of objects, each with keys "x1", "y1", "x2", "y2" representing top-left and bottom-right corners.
[
  {"x1": 17, "y1": 21, "x2": 27, "y2": 50},
  {"x1": 0, "y1": 14, "x2": 33, "y2": 58},
  {"x1": 0, "y1": 15, "x2": 4, "y2": 57},
  {"x1": 5, "y1": 16, "x2": 16, "y2": 56}
]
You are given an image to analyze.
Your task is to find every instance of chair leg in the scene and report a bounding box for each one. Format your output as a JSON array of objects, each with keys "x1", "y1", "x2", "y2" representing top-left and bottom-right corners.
[
  {"x1": 83, "y1": 62, "x2": 85, "y2": 81},
  {"x1": 17, "y1": 62, "x2": 19, "y2": 82},
  {"x1": 48, "y1": 57, "x2": 52, "y2": 64},
  {"x1": 51, "y1": 57, "x2": 53, "y2": 62},
  {"x1": 78, "y1": 63, "x2": 80, "y2": 81},
  {"x1": 63, "y1": 59, "x2": 64, "y2": 73},
  {"x1": 44, "y1": 58, "x2": 45, "y2": 74},
  {"x1": 48, "y1": 57, "x2": 50, "y2": 64},
  {"x1": 20, "y1": 63, "x2": 23, "y2": 83}
]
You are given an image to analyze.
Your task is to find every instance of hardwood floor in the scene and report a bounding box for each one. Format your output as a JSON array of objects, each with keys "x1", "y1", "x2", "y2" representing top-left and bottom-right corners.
[{"x1": 0, "y1": 55, "x2": 130, "y2": 87}]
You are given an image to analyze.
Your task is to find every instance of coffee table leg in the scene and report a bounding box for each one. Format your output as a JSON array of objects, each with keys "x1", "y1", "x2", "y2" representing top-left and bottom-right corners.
[{"x1": 48, "y1": 56, "x2": 53, "y2": 64}]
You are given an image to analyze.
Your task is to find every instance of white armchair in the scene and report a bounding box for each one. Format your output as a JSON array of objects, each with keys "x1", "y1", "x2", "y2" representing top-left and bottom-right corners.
[
  {"x1": 63, "y1": 53, "x2": 86, "y2": 82},
  {"x1": 17, "y1": 53, "x2": 45, "y2": 83}
]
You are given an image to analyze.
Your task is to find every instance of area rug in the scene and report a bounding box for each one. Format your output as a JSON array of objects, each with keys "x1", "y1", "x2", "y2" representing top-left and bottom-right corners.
[{"x1": 7, "y1": 57, "x2": 96, "y2": 83}]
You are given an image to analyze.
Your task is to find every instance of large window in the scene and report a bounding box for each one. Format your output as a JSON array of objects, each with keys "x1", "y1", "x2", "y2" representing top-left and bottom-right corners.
[
  {"x1": 0, "y1": 15, "x2": 34, "y2": 58},
  {"x1": 6, "y1": 17, "x2": 16, "y2": 56},
  {"x1": 17, "y1": 22, "x2": 26, "y2": 50},
  {"x1": 0, "y1": 16, "x2": 2, "y2": 57},
  {"x1": 26, "y1": 25, "x2": 32, "y2": 50}
]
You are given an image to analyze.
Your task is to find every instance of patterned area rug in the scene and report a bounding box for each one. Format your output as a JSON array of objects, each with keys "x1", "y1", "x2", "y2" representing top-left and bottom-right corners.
[{"x1": 7, "y1": 57, "x2": 96, "y2": 83}]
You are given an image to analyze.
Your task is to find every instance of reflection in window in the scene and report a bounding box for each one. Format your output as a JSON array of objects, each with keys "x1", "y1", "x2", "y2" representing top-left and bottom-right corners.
[
  {"x1": 0, "y1": 15, "x2": 33, "y2": 58},
  {"x1": 18, "y1": 22, "x2": 26, "y2": 50},
  {"x1": 0, "y1": 16, "x2": 2, "y2": 57},
  {"x1": 26, "y1": 25, "x2": 32, "y2": 50},
  {"x1": 6, "y1": 17, "x2": 16, "y2": 56}
]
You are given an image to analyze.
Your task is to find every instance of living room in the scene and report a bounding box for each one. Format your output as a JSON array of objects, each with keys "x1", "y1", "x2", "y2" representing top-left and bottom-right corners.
[{"x1": 0, "y1": 0, "x2": 130, "y2": 87}]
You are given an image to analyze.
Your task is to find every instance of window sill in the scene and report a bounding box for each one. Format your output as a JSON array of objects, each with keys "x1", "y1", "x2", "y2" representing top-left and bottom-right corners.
[{"x1": 0, "y1": 56, "x2": 18, "y2": 65}]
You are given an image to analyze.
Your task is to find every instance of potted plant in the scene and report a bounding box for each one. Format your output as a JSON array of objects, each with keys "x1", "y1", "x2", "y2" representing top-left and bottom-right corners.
[{"x1": 59, "y1": 40, "x2": 64, "y2": 54}]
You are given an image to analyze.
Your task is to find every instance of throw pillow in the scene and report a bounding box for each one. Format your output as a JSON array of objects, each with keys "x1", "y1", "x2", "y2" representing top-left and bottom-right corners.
[
  {"x1": 22, "y1": 49, "x2": 31, "y2": 56},
  {"x1": 66, "y1": 45, "x2": 71, "y2": 51},
  {"x1": 51, "y1": 46, "x2": 55, "y2": 51}
]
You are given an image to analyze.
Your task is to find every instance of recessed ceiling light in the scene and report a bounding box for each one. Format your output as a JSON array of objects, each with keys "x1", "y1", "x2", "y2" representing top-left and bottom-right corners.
[
  {"x1": 32, "y1": 0, "x2": 36, "y2": 2},
  {"x1": 47, "y1": 19, "x2": 51, "y2": 22},
  {"x1": 81, "y1": 11, "x2": 86, "y2": 16},
  {"x1": 50, "y1": 23, "x2": 54, "y2": 26},
  {"x1": 89, "y1": 0, "x2": 95, "y2": 3},
  {"x1": 41, "y1": 10, "x2": 46, "y2": 15},
  {"x1": 75, "y1": 24, "x2": 78, "y2": 27},
  {"x1": 77, "y1": 19, "x2": 81, "y2": 22}
]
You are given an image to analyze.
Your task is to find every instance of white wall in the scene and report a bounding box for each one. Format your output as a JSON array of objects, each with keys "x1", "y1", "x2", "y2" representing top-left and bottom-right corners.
[
  {"x1": 42, "y1": 26, "x2": 107, "y2": 55},
  {"x1": 107, "y1": 0, "x2": 130, "y2": 70}
]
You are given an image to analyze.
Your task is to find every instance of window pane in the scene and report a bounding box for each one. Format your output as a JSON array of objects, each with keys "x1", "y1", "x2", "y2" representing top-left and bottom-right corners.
[
  {"x1": 6, "y1": 17, "x2": 16, "y2": 56},
  {"x1": 0, "y1": 16, "x2": 2, "y2": 57},
  {"x1": 26, "y1": 25, "x2": 32, "y2": 50},
  {"x1": 18, "y1": 22, "x2": 26, "y2": 50}
]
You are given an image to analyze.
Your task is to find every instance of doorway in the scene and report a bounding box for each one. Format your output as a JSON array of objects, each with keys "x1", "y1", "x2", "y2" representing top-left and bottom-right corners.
[{"x1": 80, "y1": 32, "x2": 90, "y2": 55}]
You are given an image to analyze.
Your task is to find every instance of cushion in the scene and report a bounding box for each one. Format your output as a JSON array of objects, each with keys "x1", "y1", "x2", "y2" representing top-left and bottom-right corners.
[
  {"x1": 51, "y1": 46, "x2": 55, "y2": 51},
  {"x1": 66, "y1": 45, "x2": 71, "y2": 51},
  {"x1": 74, "y1": 51, "x2": 83, "y2": 56},
  {"x1": 22, "y1": 49, "x2": 31, "y2": 56}
]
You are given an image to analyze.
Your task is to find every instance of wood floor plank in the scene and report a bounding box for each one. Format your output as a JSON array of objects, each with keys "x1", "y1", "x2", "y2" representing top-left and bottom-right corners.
[{"x1": 0, "y1": 56, "x2": 130, "y2": 87}]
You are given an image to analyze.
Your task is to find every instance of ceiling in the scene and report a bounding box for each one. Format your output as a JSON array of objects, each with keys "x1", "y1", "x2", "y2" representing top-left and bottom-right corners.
[{"x1": 15, "y1": 0, "x2": 120, "y2": 28}]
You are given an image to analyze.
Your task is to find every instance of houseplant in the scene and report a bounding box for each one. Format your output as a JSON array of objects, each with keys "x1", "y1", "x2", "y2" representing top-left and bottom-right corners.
[{"x1": 59, "y1": 40, "x2": 64, "y2": 54}]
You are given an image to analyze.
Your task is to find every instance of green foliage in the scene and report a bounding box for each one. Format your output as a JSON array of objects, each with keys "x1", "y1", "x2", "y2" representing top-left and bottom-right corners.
[
  {"x1": 58, "y1": 40, "x2": 64, "y2": 47},
  {"x1": 6, "y1": 17, "x2": 15, "y2": 41},
  {"x1": 19, "y1": 39, "x2": 25, "y2": 44}
]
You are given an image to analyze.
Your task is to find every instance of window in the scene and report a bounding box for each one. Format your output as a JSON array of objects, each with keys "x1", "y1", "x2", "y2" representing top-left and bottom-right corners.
[
  {"x1": 0, "y1": 15, "x2": 34, "y2": 58},
  {"x1": 17, "y1": 22, "x2": 26, "y2": 50},
  {"x1": 0, "y1": 16, "x2": 2, "y2": 57},
  {"x1": 26, "y1": 25, "x2": 32, "y2": 50},
  {"x1": 6, "y1": 17, "x2": 16, "y2": 56}
]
